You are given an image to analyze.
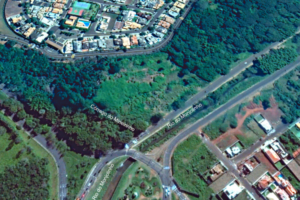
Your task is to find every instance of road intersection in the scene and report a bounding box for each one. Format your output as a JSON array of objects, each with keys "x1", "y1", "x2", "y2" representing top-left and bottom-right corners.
[{"x1": 77, "y1": 53, "x2": 300, "y2": 200}]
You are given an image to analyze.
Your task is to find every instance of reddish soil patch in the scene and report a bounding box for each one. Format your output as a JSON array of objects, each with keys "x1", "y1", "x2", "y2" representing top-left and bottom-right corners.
[
  {"x1": 293, "y1": 147, "x2": 300, "y2": 158},
  {"x1": 212, "y1": 98, "x2": 282, "y2": 147}
]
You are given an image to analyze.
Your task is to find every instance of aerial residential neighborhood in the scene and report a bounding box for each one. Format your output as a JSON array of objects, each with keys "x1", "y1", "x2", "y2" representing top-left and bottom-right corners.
[{"x1": 5, "y1": 0, "x2": 189, "y2": 54}]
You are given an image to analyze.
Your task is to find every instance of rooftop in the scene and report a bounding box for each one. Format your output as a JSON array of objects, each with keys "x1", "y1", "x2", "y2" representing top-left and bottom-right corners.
[
  {"x1": 209, "y1": 172, "x2": 235, "y2": 193},
  {"x1": 287, "y1": 160, "x2": 300, "y2": 181}
]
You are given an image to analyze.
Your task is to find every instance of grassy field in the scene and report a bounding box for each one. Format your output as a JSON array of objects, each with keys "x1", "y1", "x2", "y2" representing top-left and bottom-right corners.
[
  {"x1": 85, "y1": 156, "x2": 128, "y2": 200},
  {"x1": 112, "y1": 161, "x2": 162, "y2": 200},
  {"x1": 0, "y1": 115, "x2": 58, "y2": 199},
  {"x1": 63, "y1": 151, "x2": 98, "y2": 199},
  {"x1": 172, "y1": 134, "x2": 217, "y2": 200}
]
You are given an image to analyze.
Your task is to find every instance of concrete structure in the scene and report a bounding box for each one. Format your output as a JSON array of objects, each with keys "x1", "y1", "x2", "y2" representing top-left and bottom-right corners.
[
  {"x1": 36, "y1": 32, "x2": 49, "y2": 43},
  {"x1": 24, "y1": 27, "x2": 36, "y2": 38}
]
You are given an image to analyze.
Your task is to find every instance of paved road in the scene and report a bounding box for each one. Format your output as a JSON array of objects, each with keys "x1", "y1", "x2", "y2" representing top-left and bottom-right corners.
[
  {"x1": 162, "y1": 56, "x2": 300, "y2": 199},
  {"x1": 232, "y1": 123, "x2": 289, "y2": 164},
  {"x1": 34, "y1": 135, "x2": 68, "y2": 200},
  {"x1": 199, "y1": 132, "x2": 262, "y2": 200},
  {"x1": 77, "y1": 150, "x2": 177, "y2": 200},
  {"x1": 1, "y1": 0, "x2": 193, "y2": 60},
  {"x1": 128, "y1": 41, "x2": 281, "y2": 148}
]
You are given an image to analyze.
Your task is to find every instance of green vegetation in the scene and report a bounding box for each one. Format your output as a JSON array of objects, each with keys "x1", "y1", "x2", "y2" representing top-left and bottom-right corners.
[
  {"x1": 279, "y1": 130, "x2": 300, "y2": 156},
  {"x1": 64, "y1": 151, "x2": 98, "y2": 199},
  {"x1": 138, "y1": 47, "x2": 297, "y2": 152},
  {"x1": 0, "y1": 114, "x2": 58, "y2": 199},
  {"x1": 112, "y1": 161, "x2": 162, "y2": 200},
  {"x1": 86, "y1": 157, "x2": 128, "y2": 200},
  {"x1": 0, "y1": 157, "x2": 50, "y2": 199},
  {"x1": 172, "y1": 134, "x2": 217, "y2": 200},
  {"x1": 165, "y1": 0, "x2": 300, "y2": 82}
]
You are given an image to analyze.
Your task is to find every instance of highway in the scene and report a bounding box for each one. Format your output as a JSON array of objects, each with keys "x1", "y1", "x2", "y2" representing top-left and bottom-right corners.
[
  {"x1": 128, "y1": 41, "x2": 281, "y2": 148},
  {"x1": 78, "y1": 55, "x2": 300, "y2": 200},
  {"x1": 77, "y1": 150, "x2": 176, "y2": 200},
  {"x1": 162, "y1": 56, "x2": 300, "y2": 199}
]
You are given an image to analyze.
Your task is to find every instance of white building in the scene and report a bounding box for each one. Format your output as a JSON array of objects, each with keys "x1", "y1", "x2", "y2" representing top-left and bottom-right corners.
[
  {"x1": 36, "y1": 32, "x2": 49, "y2": 43},
  {"x1": 223, "y1": 181, "x2": 243, "y2": 199}
]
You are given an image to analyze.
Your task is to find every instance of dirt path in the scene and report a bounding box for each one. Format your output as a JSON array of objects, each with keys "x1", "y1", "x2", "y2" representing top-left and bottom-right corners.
[{"x1": 211, "y1": 98, "x2": 281, "y2": 145}]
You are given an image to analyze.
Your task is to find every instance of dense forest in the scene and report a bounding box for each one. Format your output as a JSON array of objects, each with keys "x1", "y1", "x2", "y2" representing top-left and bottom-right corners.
[
  {"x1": 164, "y1": 0, "x2": 300, "y2": 81},
  {"x1": 0, "y1": 45, "x2": 201, "y2": 154},
  {"x1": 0, "y1": 158, "x2": 50, "y2": 199}
]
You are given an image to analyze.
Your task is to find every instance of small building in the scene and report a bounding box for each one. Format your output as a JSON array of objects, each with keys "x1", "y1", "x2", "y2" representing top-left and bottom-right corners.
[
  {"x1": 73, "y1": 40, "x2": 82, "y2": 52},
  {"x1": 168, "y1": 10, "x2": 179, "y2": 18},
  {"x1": 52, "y1": 2, "x2": 64, "y2": 9},
  {"x1": 121, "y1": 37, "x2": 130, "y2": 48},
  {"x1": 164, "y1": 16, "x2": 175, "y2": 24},
  {"x1": 113, "y1": 38, "x2": 122, "y2": 46},
  {"x1": 123, "y1": 21, "x2": 142, "y2": 30},
  {"x1": 130, "y1": 35, "x2": 138, "y2": 45},
  {"x1": 265, "y1": 149, "x2": 280, "y2": 164},
  {"x1": 98, "y1": 39, "x2": 106, "y2": 48},
  {"x1": 24, "y1": 27, "x2": 36, "y2": 38},
  {"x1": 89, "y1": 41, "x2": 98, "y2": 50},
  {"x1": 138, "y1": 18, "x2": 147, "y2": 25},
  {"x1": 81, "y1": 41, "x2": 89, "y2": 52},
  {"x1": 174, "y1": 1, "x2": 185, "y2": 9},
  {"x1": 41, "y1": 17, "x2": 54, "y2": 26},
  {"x1": 46, "y1": 39, "x2": 64, "y2": 50},
  {"x1": 254, "y1": 114, "x2": 275, "y2": 134},
  {"x1": 156, "y1": 26, "x2": 168, "y2": 33},
  {"x1": 52, "y1": 8, "x2": 63, "y2": 14},
  {"x1": 153, "y1": 31, "x2": 164, "y2": 38},
  {"x1": 65, "y1": 16, "x2": 77, "y2": 26},
  {"x1": 105, "y1": 39, "x2": 115, "y2": 49},
  {"x1": 223, "y1": 181, "x2": 244, "y2": 199},
  {"x1": 138, "y1": 39, "x2": 146, "y2": 46},
  {"x1": 153, "y1": 0, "x2": 164, "y2": 9},
  {"x1": 36, "y1": 32, "x2": 49, "y2": 43},
  {"x1": 12, "y1": 16, "x2": 22, "y2": 24},
  {"x1": 209, "y1": 173, "x2": 236, "y2": 194},
  {"x1": 158, "y1": 20, "x2": 171, "y2": 29},
  {"x1": 125, "y1": 11, "x2": 136, "y2": 21}
]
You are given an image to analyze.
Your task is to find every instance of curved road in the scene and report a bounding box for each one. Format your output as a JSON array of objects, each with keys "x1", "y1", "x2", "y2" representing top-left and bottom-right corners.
[
  {"x1": 162, "y1": 56, "x2": 300, "y2": 199},
  {"x1": 77, "y1": 150, "x2": 174, "y2": 200},
  {"x1": 128, "y1": 41, "x2": 281, "y2": 148},
  {"x1": 1, "y1": 0, "x2": 194, "y2": 60},
  {"x1": 34, "y1": 135, "x2": 68, "y2": 200},
  {"x1": 78, "y1": 55, "x2": 300, "y2": 200}
]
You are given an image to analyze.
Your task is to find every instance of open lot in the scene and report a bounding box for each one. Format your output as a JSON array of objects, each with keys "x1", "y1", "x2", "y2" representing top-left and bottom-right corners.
[
  {"x1": 172, "y1": 134, "x2": 217, "y2": 200},
  {"x1": 5, "y1": 0, "x2": 22, "y2": 18}
]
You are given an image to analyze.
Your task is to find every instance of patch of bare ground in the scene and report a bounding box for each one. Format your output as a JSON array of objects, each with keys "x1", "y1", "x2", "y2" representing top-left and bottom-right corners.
[
  {"x1": 212, "y1": 98, "x2": 282, "y2": 145},
  {"x1": 145, "y1": 138, "x2": 173, "y2": 165}
]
